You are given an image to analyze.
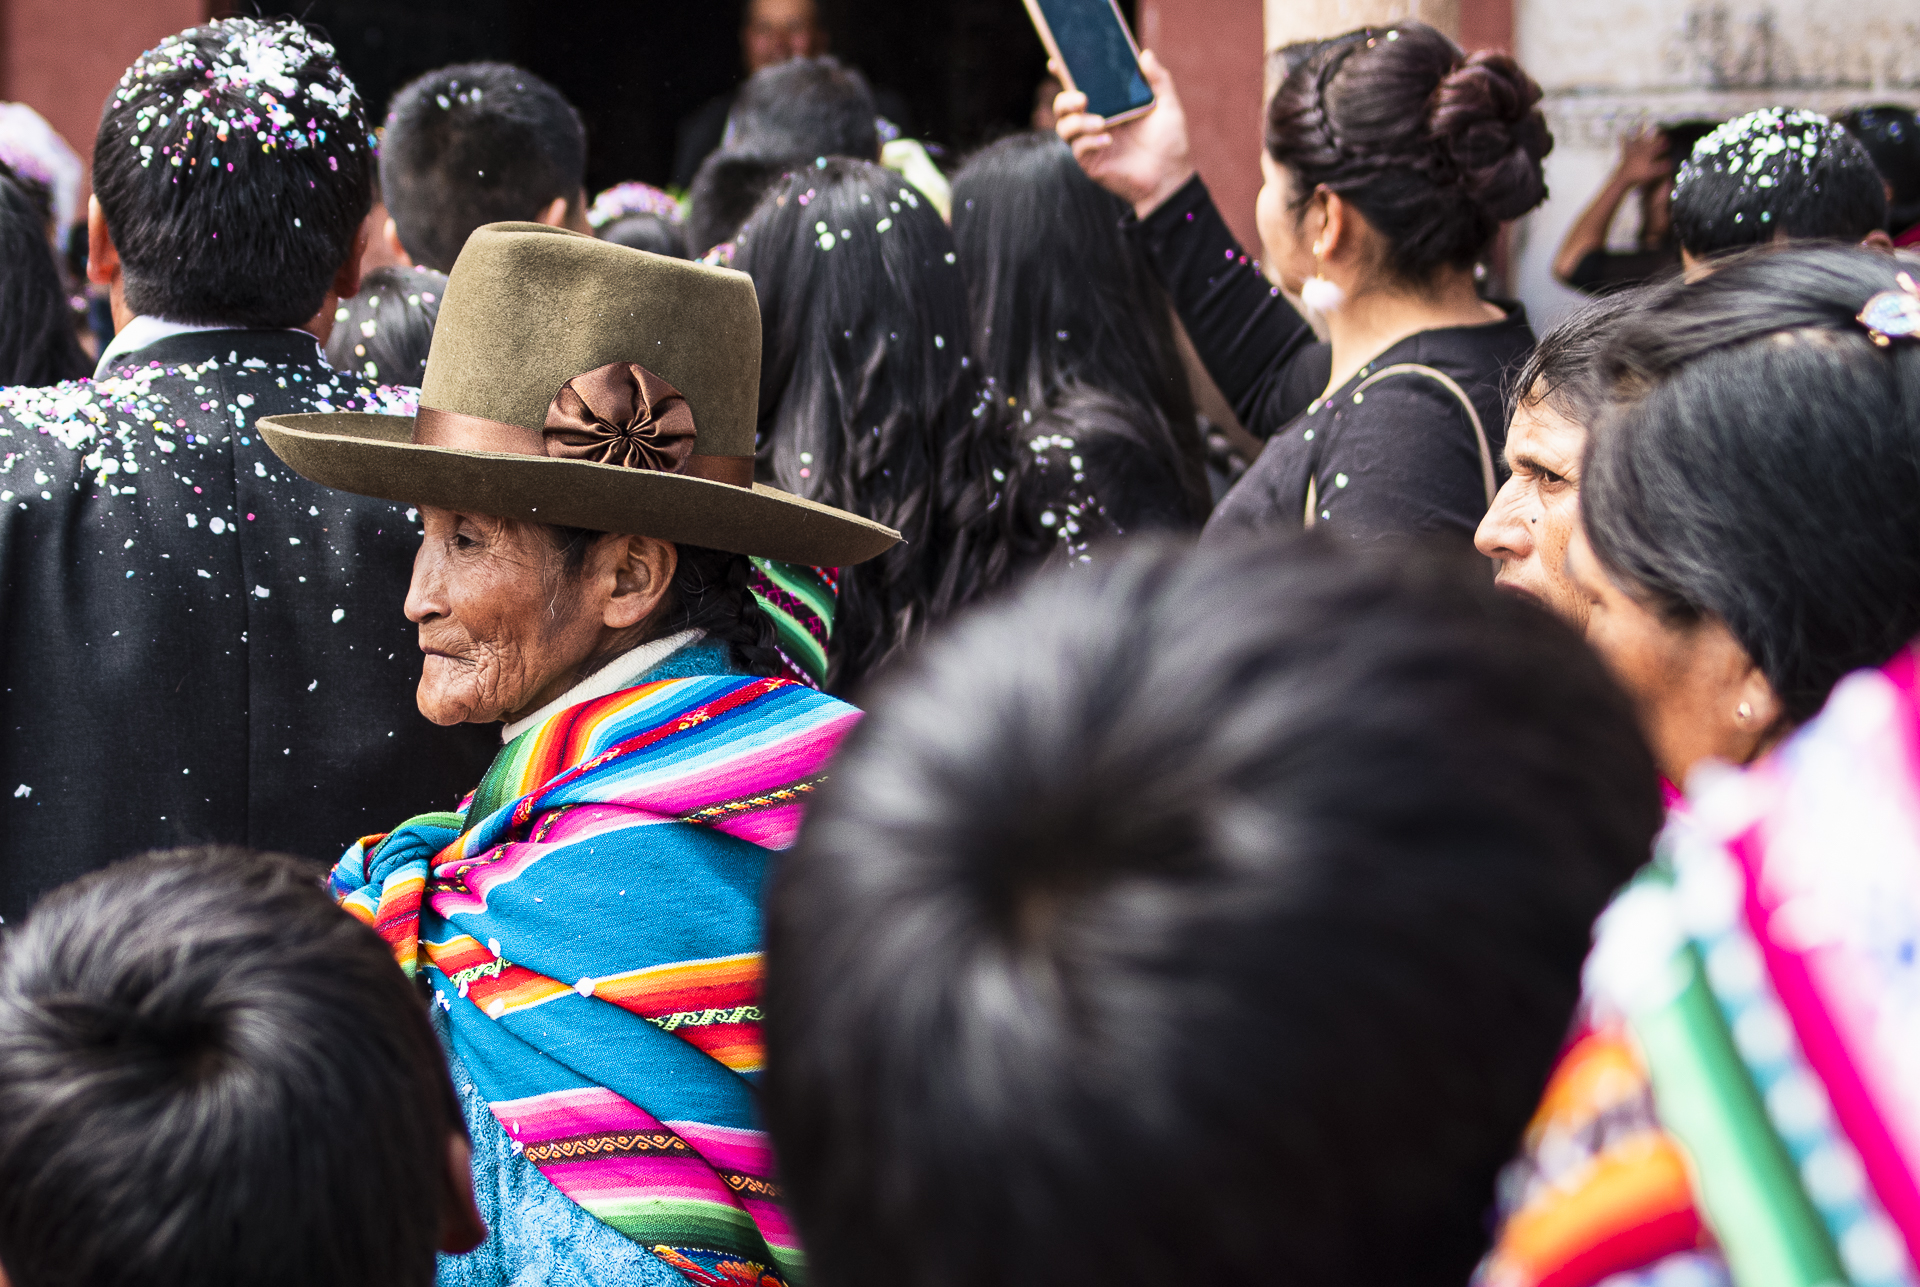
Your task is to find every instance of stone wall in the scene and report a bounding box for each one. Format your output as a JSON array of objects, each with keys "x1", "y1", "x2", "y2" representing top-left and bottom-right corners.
[{"x1": 1512, "y1": 0, "x2": 1920, "y2": 329}]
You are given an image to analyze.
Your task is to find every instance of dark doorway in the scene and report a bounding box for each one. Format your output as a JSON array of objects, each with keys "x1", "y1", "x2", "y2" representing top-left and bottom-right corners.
[{"x1": 287, "y1": 0, "x2": 1048, "y2": 191}]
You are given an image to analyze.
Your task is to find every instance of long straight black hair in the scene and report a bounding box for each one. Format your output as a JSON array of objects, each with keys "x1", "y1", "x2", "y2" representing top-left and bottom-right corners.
[
  {"x1": 951, "y1": 133, "x2": 1199, "y2": 448},
  {"x1": 733, "y1": 159, "x2": 973, "y2": 694},
  {"x1": 0, "y1": 171, "x2": 89, "y2": 387},
  {"x1": 940, "y1": 133, "x2": 1209, "y2": 608}
]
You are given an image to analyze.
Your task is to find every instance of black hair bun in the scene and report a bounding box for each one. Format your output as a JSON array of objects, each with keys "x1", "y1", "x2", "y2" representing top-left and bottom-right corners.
[{"x1": 1429, "y1": 52, "x2": 1552, "y2": 222}]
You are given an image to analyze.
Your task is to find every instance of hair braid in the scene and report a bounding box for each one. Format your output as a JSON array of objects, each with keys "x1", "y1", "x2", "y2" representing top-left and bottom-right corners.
[{"x1": 669, "y1": 545, "x2": 788, "y2": 680}]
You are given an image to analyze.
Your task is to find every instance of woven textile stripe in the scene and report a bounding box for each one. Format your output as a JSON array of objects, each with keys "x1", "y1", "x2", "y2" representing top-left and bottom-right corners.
[
  {"x1": 748, "y1": 558, "x2": 836, "y2": 689},
  {"x1": 331, "y1": 674, "x2": 857, "y2": 1284}
]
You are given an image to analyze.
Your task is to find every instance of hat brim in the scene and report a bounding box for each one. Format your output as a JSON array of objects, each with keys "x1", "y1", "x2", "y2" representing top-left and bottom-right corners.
[{"x1": 257, "y1": 413, "x2": 901, "y2": 568}]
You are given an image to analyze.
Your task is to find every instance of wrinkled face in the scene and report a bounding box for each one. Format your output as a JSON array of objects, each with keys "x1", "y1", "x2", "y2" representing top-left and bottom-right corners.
[
  {"x1": 744, "y1": 0, "x2": 823, "y2": 73},
  {"x1": 404, "y1": 508, "x2": 607, "y2": 726},
  {"x1": 1566, "y1": 522, "x2": 1760, "y2": 786},
  {"x1": 1477, "y1": 394, "x2": 1589, "y2": 627}
]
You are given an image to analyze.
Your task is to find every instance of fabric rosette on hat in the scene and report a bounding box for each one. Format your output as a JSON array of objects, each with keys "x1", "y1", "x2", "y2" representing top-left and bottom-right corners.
[{"x1": 258, "y1": 221, "x2": 898, "y2": 568}]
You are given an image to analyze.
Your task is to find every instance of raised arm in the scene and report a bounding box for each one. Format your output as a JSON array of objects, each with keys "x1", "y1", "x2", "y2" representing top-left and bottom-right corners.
[
  {"x1": 1052, "y1": 49, "x2": 1195, "y2": 220},
  {"x1": 1055, "y1": 54, "x2": 1321, "y2": 438},
  {"x1": 1552, "y1": 127, "x2": 1672, "y2": 284}
]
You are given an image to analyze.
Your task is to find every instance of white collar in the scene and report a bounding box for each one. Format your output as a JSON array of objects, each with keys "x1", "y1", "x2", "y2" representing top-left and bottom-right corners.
[
  {"x1": 93, "y1": 316, "x2": 235, "y2": 378},
  {"x1": 499, "y1": 629, "x2": 705, "y2": 744}
]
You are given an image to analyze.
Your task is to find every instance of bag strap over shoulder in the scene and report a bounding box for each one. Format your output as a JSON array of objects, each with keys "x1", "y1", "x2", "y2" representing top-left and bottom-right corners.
[{"x1": 1302, "y1": 362, "x2": 1497, "y2": 530}]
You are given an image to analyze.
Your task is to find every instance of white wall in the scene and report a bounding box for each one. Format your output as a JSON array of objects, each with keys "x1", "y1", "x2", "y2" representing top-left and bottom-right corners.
[{"x1": 1512, "y1": 0, "x2": 1920, "y2": 331}]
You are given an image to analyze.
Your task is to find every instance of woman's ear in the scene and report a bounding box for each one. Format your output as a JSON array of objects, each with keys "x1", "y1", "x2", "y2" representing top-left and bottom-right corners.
[
  {"x1": 438, "y1": 1133, "x2": 487, "y2": 1255},
  {"x1": 1318, "y1": 190, "x2": 1349, "y2": 264},
  {"x1": 602, "y1": 536, "x2": 679, "y2": 631},
  {"x1": 1734, "y1": 661, "x2": 1788, "y2": 761}
]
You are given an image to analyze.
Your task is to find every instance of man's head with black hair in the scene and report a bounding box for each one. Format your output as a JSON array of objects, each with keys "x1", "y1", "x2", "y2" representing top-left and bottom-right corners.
[
  {"x1": 722, "y1": 56, "x2": 880, "y2": 165},
  {"x1": 0, "y1": 847, "x2": 484, "y2": 1287},
  {"x1": 688, "y1": 149, "x2": 795, "y2": 257},
  {"x1": 765, "y1": 535, "x2": 1663, "y2": 1287},
  {"x1": 1671, "y1": 107, "x2": 1890, "y2": 261},
  {"x1": 89, "y1": 17, "x2": 374, "y2": 329},
  {"x1": 1840, "y1": 104, "x2": 1920, "y2": 236},
  {"x1": 380, "y1": 62, "x2": 586, "y2": 272}
]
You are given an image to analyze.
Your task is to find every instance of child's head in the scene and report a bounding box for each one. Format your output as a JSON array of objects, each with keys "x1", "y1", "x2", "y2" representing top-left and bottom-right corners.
[
  {"x1": 324, "y1": 265, "x2": 447, "y2": 385},
  {"x1": 1672, "y1": 107, "x2": 1889, "y2": 261},
  {"x1": 764, "y1": 535, "x2": 1663, "y2": 1287},
  {"x1": 0, "y1": 847, "x2": 481, "y2": 1287}
]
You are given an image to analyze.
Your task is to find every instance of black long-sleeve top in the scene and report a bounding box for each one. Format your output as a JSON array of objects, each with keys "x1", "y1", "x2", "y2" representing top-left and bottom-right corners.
[{"x1": 1135, "y1": 176, "x2": 1535, "y2": 543}]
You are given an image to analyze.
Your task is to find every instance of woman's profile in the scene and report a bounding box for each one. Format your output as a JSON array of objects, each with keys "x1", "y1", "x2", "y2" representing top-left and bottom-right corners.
[{"x1": 1057, "y1": 23, "x2": 1551, "y2": 543}]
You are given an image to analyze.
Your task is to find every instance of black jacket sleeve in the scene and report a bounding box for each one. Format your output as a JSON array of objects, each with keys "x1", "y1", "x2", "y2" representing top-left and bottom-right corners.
[{"x1": 1135, "y1": 175, "x2": 1329, "y2": 439}]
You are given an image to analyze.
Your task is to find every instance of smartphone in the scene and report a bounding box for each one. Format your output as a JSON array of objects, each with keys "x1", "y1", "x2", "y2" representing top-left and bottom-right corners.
[{"x1": 1023, "y1": 0, "x2": 1156, "y2": 125}]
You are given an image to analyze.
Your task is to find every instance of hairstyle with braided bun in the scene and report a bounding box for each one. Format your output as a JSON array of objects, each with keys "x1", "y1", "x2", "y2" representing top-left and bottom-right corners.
[
  {"x1": 1266, "y1": 22, "x2": 1551, "y2": 282},
  {"x1": 544, "y1": 527, "x2": 787, "y2": 680}
]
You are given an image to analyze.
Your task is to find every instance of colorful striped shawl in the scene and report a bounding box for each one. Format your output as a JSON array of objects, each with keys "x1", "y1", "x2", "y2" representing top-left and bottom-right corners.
[
  {"x1": 1488, "y1": 648, "x2": 1920, "y2": 1287},
  {"x1": 332, "y1": 673, "x2": 861, "y2": 1286}
]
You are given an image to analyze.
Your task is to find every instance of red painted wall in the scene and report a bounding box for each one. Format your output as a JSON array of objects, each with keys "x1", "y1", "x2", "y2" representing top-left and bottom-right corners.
[
  {"x1": 1458, "y1": 0, "x2": 1514, "y2": 52},
  {"x1": 1, "y1": 0, "x2": 206, "y2": 201},
  {"x1": 1136, "y1": 0, "x2": 1266, "y2": 256}
]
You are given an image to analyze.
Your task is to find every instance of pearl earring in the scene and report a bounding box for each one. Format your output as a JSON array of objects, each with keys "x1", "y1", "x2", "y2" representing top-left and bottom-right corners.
[
  {"x1": 1301, "y1": 241, "x2": 1345, "y2": 316},
  {"x1": 1736, "y1": 701, "x2": 1753, "y2": 721}
]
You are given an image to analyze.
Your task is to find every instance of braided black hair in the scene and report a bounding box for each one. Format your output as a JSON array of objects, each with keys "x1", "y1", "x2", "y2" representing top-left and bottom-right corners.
[
  {"x1": 1265, "y1": 21, "x2": 1551, "y2": 282},
  {"x1": 544, "y1": 526, "x2": 786, "y2": 679}
]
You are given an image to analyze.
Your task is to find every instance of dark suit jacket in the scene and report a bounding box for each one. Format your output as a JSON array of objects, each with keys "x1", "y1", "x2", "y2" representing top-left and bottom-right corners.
[{"x1": 0, "y1": 328, "x2": 497, "y2": 919}]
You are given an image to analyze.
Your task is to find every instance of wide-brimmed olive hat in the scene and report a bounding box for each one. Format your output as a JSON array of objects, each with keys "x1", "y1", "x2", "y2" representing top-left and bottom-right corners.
[{"x1": 258, "y1": 222, "x2": 900, "y2": 567}]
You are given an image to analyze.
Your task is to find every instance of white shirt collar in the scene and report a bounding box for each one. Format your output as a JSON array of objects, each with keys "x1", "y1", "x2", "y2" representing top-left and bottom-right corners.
[
  {"x1": 93, "y1": 317, "x2": 320, "y2": 379},
  {"x1": 93, "y1": 316, "x2": 233, "y2": 379},
  {"x1": 499, "y1": 629, "x2": 705, "y2": 744}
]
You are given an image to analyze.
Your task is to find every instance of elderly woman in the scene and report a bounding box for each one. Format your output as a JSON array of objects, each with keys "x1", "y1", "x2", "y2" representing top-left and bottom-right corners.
[
  {"x1": 260, "y1": 224, "x2": 898, "y2": 1287},
  {"x1": 1486, "y1": 244, "x2": 1920, "y2": 1287}
]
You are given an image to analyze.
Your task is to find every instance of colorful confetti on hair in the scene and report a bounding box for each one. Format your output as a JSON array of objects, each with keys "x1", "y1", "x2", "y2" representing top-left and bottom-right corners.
[
  {"x1": 1675, "y1": 107, "x2": 1855, "y2": 206},
  {"x1": 587, "y1": 182, "x2": 686, "y2": 231},
  {"x1": 113, "y1": 17, "x2": 371, "y2": 177}
]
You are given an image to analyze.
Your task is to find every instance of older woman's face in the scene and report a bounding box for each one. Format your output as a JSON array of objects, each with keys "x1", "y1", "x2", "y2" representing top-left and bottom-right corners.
[
  {"x1": 1477, "y1": 394, "x2": 1589, "y2": 628},
  {"x1": 1565, "y1": 522, "x2": 1777, "y2": 786},
  {"x1": 403, "y1": 508, "x2": 672, "y2": 726}
]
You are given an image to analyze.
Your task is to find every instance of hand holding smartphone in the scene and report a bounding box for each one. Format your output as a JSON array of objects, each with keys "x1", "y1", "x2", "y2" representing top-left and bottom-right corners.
[{"x1": 1023, "y1": 0, "x2": 1155, "y2": 125}]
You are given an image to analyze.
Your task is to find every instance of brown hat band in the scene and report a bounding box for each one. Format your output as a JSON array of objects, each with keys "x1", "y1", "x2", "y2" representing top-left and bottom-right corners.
[{"x1": 412, "y1": 361, "x2": 753, "y2": 488}]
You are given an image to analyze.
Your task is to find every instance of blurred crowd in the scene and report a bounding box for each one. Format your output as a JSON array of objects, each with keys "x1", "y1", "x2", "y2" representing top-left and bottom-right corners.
[{"x1": 1, "y1": 7, "x2": 1919, "y2": 1287}]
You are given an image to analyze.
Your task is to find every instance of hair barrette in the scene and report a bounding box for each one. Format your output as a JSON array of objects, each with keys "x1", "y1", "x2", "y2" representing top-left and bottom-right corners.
[{"x1": 1857, "y1": 271, "x2": 1920, "y2": 347}]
